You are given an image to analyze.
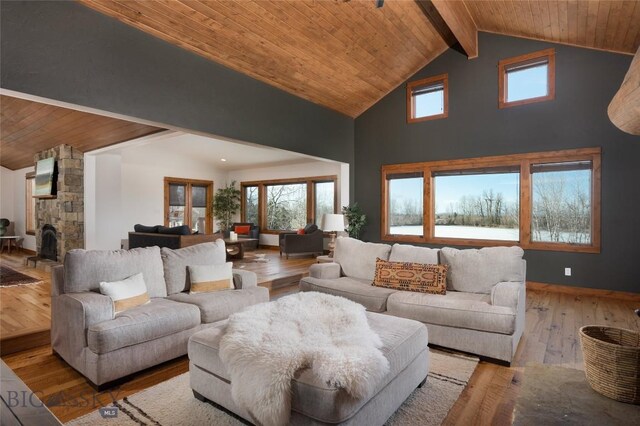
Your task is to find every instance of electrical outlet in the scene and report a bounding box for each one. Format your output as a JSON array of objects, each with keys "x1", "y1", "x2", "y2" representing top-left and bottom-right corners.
[{"x1": 564, "y1": 267, "x2": 572, "y2": 277}]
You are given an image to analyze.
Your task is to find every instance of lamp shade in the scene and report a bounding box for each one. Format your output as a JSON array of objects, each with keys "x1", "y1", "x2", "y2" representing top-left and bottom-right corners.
[{"x1": 321, "y1": 214, "x2": 345, "y2": 232}]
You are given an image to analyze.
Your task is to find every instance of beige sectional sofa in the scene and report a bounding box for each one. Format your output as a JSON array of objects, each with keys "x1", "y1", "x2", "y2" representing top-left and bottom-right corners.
[
  {"x1": 300, "y1": 237, "x2": 526, "y2": 363},
  {"x1": 51, "y1": 241, "x2": 269, "y2": 388}
]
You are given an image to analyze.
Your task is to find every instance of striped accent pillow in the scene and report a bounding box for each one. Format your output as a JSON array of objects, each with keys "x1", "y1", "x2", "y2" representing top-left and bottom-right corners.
[
  {"x1": 99, "y1": 273, "x2": 150, "y2": 314},
  {"x1": 188, "y1": 263, "x2": 234, "y2": 294},
  {"x1": 373, "y1": 258, "x2": 448, "y2": 295}
]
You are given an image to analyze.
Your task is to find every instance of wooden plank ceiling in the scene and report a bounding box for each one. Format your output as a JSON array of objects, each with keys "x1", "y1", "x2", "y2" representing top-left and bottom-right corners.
[
  {"x1": 79, "y1": 1, "x2": 640, "y2": 118},
  {"x1": 466, "y1": 0, "x2": 640, "y2": 54},
  {"x1": 0, "y1": 96, "x2": 164, "y2": 170},
  {"x1": 79, "y1": 0, "x2": 450, "y2": 118}
]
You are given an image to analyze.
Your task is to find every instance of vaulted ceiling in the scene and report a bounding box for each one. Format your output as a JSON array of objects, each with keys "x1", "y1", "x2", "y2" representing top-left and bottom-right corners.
[
  {"x1": 79, "y1": 1, "x2": 640, "y2": 118},
  {"x1": 0, "y1": 96, "x2": 164, "y2": 170}
]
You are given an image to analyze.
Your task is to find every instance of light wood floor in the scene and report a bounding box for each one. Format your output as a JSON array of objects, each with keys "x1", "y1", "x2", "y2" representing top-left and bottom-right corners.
[{"x1": 2, "y1": 251, "x2": 639, "y2": 424}]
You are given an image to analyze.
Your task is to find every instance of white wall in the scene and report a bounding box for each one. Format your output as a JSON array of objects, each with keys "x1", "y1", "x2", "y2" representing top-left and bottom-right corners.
[
  {"x1": 0, "y1": 166, "x2": 37, "y2": 251},
  {"x1": 1, "y1": 167, "x2": 14, "y2": 220},
  {"x1": 85, "y1": 144, "x2": 228, "y2": 250},
  {"x1": 228, "y1": 161, "x2": 349, "y2": 246}
]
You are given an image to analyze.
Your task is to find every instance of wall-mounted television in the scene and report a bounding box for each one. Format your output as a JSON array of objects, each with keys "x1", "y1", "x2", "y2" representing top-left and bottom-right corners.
[{"x1": 34, "y1": 157, "x2": 57, "y2": 198}]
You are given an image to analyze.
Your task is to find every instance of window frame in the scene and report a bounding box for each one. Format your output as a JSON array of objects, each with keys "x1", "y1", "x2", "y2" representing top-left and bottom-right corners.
[
  {"x1": 381, "y1": 148, "x2": 601, "y2": 253},
  {"x1": 241, "y1": 175, "x2": 338, "y2": 234},
  {"x1": 163, "y1": 177, "x2": 214, "y2": 233},
  {"x1": 406, "y1": 73, "x2": 449, "y2": 123},
  {"x1": 25, "y1": 172, "x2": 36, "y2": 236},
  {"x1": 498, "y1": 48, "x2": 555, "y2": 109}
]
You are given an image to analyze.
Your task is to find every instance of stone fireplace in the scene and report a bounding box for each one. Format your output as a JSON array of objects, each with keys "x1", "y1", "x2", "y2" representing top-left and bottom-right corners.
[{"x1": 35, "y1": 145, "x2": 84, "y2": 262}]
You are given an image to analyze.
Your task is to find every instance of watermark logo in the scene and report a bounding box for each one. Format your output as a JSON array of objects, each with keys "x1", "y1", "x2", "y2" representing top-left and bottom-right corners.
[{"x1": 99, "y1": 407, "x2": 119, "y2": 418}]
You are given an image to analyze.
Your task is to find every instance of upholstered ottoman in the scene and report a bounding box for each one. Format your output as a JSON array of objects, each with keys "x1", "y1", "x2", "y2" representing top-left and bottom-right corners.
[{"x1": 188, "y1": 311, "x2": 429, "y2": 425}]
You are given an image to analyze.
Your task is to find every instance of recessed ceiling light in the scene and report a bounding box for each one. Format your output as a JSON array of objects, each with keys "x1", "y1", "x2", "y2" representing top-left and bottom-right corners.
[{"x1": 221, "y1": 158, "x2": 227, "y2": 162}]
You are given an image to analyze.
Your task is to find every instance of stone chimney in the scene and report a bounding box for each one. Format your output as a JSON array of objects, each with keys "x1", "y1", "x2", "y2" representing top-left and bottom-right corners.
[{"x1": 35, "y1": 144, "x2": 84, "y2": 262}]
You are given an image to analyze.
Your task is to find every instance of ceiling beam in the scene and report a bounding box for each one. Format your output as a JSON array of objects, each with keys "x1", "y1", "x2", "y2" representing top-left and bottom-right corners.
[{"x1": 420, "y1": 0, "x2": 478, "y2": 59}]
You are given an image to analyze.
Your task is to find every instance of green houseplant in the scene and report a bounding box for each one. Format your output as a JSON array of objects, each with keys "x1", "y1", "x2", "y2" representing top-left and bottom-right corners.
[
  {"x1": 212, "y1": 181, "x2": 241, "y2": 233},
  {"x1": 342, "y1": 203, "x2": 367, "y2": 240}
]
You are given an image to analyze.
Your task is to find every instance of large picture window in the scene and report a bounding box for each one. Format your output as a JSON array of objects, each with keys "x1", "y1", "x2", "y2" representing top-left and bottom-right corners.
[
  {"x1": 433, "y1": 168, "x2": 520, "y2": 241},
  {"x1": 241, "y1": 176, "x2": 338, "y2": 233},
  {"x1": 381, "y1": 148, "x2": 601, "y2": 253}
]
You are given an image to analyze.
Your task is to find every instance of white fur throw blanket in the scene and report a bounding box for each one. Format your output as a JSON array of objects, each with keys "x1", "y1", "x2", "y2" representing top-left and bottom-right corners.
[{"x1": 219, "y1": 292, "x2": 390, "y2": 426}]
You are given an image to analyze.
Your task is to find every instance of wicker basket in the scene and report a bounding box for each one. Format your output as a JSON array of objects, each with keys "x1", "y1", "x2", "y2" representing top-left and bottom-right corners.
[{"x1": 579, "y1": 326, "x2": 640, "y2": 404}]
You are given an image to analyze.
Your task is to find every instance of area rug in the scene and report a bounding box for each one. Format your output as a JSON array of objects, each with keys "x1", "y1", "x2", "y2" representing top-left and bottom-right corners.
[
  {"x1": 67, "y1": 348, "x2": 478, "y2": 426},
  {"x1": 513, "y1": 364, "x2": 640, "y2": 425},
  {"x1": 0, "y1": 265, "x2": 42, "y2": 287}
]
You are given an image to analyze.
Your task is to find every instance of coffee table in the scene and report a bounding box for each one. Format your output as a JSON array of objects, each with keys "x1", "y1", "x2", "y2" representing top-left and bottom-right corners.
[
  {"x1": 223, "y1": 238, "x2": 258, "y2": 260},
  {"x1": 188, "y1": 311, "x2": 429, "y2": 425}
]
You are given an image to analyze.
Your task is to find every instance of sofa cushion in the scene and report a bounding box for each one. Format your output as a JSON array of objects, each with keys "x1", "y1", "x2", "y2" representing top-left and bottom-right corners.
[
  {"x1": 333, "y1": 237, "x2": 391, "y2": 281},
  {"x1": 373, "y1": 258, "x2": 448, "y2": 295},
  {"x1": 389, "y1": 243, "x2": 439, "y2": 264},
  {"x1": 64, "y1": 246, "x2": 167, "y2": 298},
  {"x1": 87, "y1": 298, "x2": 200, "y2": 354},
  {"x1": 133, "y1": 224, "x2": 159, "y2": 233},
  {"x1": 440, "y1": 246, "x2": 525, "y2": 294},
  {"x1": 386, "y1": 291, "x2": 516, "y2": 335},
  {"x1": 161, "y1": 241, "x2": 226, "y2": 295},
  {"x1": 303, "y1": 223, "x2": 318, "y2": 234},
  {"x1": 300, "y1": 276, "x2": 396, "y2": 312},
  {"x1": 168, "y1": 286, "x2": 269, "y2": 323},
  {"x1": 188, "y1": 311, "x2": 428, "y2": 424}
]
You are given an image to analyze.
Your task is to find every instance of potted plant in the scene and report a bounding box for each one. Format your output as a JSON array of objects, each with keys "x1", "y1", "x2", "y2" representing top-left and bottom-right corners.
[
  {"x1": 342, "y1": 203, "x2": 367, "y2": 240},
  {"x1": 212, "y1": 181, "x2": 241, "y2": 233}
]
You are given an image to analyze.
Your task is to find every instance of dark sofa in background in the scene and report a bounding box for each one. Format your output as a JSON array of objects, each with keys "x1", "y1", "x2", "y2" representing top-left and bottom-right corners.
[{"x1": 129, "y1": 224, "x2": 222, "y2": 249}]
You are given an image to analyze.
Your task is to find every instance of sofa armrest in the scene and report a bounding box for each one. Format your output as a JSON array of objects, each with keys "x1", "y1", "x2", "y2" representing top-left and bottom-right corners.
[
  {"x1": 233, "y1": 269, "x2": 258, "y2": 289},
  {"x1": 51, "y1": 265, "x2": 65, "y2": 297},
  {"x1": 309, "y1": 263, "x2": 341, "y2": 279},
  {"x1": 491, "y1": 281, "x2": 525, "y2": 310},
  {"x1": 52, "y1": 292, "x2": 114, "y2": 352}
]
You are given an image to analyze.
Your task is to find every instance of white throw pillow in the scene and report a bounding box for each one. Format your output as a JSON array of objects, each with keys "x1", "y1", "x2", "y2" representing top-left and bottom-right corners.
[
  {"x1": 99, "y1": 273, "x2": 150, "y2": 314},
  {"x1": 188, "y1": 262, "x2": 234, "y2": 294}
]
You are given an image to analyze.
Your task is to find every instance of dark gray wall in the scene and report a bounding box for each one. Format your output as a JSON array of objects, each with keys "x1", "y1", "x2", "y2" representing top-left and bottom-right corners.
[
  {"x1": 355, "y1": 32, "x2": 640, "y2": 293},
  {"x1": 0, "y1": 1, "x2": 353, "y2": 166}
]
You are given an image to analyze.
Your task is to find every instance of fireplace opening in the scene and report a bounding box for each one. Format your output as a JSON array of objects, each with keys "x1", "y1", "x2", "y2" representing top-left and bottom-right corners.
[{"x1": 40, "y1": 224, "x2": 57, "y2": 261}]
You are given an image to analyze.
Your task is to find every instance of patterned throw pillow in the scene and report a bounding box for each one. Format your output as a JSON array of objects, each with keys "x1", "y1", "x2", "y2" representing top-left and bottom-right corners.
[
  {"x1": 372, "y1": 258, "x2": 448, "y2": 294},
  {"x1": 99, "y1": 273, "x2": 150, "y2": 314},
  {"x1": 188, "y1": 263, "x2": 234, "y2": 294}
]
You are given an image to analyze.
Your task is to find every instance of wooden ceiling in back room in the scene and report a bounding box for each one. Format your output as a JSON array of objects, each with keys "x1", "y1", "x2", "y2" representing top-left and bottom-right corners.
[
  {"x1": 0, "y1": 95, "x2": 164, "y2": 170},
  {"x1": 78, "y1": 1, "x2": 640, "y2": 118}
]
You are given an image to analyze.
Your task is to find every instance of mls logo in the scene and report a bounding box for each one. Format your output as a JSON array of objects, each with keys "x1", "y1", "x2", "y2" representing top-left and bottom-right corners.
[{"x1": 99, "y1": 407, "x2": 118, "y2": 418}]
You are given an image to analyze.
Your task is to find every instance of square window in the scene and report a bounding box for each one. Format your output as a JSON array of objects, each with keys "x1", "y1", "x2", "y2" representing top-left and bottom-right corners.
[
  {"x1": 499, "y1": 49, "x2": 555, "y2": 108},
  {"x1": 407, "y1": 74, "x2": 448, "y2": 123}
]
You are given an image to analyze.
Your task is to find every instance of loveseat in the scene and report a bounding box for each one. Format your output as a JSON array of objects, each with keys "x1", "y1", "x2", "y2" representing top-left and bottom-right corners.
[
  {"x1": 300, "y1": 237, "x2": 526, "y2": 363},
  {"x1": 51, "y1": 241, "x2": 269, "y2": 388}
]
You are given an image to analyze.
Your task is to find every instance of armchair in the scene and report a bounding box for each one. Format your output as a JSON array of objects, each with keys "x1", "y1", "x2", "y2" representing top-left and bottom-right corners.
[{"x1": 279, "y1": 228, "x2": 324, "y2": 259}]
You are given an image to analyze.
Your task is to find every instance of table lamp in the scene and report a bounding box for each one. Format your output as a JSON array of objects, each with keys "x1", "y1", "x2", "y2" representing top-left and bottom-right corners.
[{"x1": 322, "y1": 214, "x2": 345, "y2": 258}]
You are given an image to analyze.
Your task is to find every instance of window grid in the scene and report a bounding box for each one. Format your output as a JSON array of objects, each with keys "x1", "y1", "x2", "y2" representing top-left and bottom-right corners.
[{"x1": 381, "y1": 148, "x2": 600, "y2": 253}]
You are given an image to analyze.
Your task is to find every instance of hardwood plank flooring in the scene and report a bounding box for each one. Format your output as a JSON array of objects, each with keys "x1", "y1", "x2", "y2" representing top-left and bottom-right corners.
[{"x1": 2, "y1": 249, "x2": 639, "y2": 424}]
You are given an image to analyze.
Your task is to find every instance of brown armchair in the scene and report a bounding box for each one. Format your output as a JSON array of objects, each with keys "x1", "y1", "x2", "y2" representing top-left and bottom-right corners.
[{"x1": 279, "y1": 225, "x2": 324, "y2": 259}]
